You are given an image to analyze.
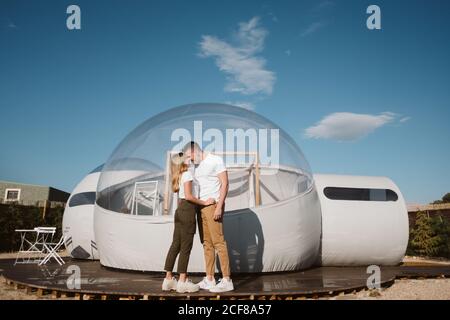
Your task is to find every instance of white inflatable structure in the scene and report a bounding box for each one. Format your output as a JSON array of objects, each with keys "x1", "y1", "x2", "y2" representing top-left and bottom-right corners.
[
  {"x1": 314, "y1": 174, "x2": 409, "y2": 266},
  {"x1": 62, "y1": 165, "x2": 102, "y2": 260},
  {"x1": 63, "y1": 103, "x2": 409, "y2": 272}
]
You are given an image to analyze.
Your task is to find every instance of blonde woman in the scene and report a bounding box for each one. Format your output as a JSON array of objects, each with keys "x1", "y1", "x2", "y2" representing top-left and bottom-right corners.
[{"x1": 162, "y1": 152, "x2": 215, "y2": 293}]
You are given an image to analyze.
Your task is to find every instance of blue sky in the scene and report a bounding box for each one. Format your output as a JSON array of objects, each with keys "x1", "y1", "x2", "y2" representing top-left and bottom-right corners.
[{"x1": 0, "y1": 0, "x2": 449, "y2": 204}]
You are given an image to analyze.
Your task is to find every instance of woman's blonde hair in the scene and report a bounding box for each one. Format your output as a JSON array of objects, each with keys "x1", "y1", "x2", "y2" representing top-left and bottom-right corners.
[{"x1": 171, "y1": 153, "x2": 189, "y2": 193}]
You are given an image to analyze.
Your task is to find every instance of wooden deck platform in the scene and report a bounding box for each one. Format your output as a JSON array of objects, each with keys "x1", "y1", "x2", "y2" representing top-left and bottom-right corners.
[{"x1": 1, "y1": 258, "x2": 449, "y2": 300}]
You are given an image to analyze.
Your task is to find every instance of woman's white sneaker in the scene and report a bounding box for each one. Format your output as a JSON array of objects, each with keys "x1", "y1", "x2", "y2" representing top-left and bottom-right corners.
[
  {"x1": 197, "y1": 277, "x2": 216, "y2": 290},
  {"x1": 176, "y1": 280, "x2": 200, "y2": 293},
  {"x1": 162, "y1": 277, "x2": 178, "y2": 291},
  {"x1": 209, "y1": 278, "x2": 234, "y2": 293}
]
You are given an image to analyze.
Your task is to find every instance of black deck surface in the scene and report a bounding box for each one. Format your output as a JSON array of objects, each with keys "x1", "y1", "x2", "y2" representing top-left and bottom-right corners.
[{"x1": 1, "y1": 258, "x2": 449, "y2": 298}]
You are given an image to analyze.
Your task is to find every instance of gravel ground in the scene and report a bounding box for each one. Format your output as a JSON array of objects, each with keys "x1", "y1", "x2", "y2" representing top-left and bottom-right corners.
[
  {"x1": 330, "y1": 279, "x2": 450, "y2": 300},
  {"x1": 0, "y1": 252, "x2": 73, "y2": 300},
  {"x1": 0, "y1": 275, "x2": 56, "y2": 300}
]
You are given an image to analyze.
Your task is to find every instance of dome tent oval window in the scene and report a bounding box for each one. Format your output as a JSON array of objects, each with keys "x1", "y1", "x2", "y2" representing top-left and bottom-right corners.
[
  {"x1": 69, "y1": 192, "x2": 96, "y2": 207},
  {"x1": 323, "y1": 187, "x2": 398, "y2": 202}
]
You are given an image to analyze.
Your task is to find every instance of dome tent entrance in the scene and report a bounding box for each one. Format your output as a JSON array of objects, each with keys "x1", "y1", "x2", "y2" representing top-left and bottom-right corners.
[{"x1": 94, "y1": 103, "x2": 322, "y2": 273}]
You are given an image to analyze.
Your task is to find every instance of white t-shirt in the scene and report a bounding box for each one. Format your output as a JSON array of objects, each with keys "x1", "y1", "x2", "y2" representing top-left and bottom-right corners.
[
  {"x1": 194, "y1": 153, "x2": 227, "y2": 201},
  {"x1": 178, "y1": 171, "x2": 193, "y2": 200}
]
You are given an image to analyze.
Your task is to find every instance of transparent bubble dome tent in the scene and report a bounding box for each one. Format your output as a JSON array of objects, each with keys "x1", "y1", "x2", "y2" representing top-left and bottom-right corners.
[{"x1": 93, "y1": 103, "x2": 322, "y2": 273}]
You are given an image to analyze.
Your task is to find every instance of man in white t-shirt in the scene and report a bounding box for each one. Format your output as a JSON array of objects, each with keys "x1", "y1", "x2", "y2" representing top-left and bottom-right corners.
[{"x1": 182, "y1": 141, "x2": 234, "y2": 293}]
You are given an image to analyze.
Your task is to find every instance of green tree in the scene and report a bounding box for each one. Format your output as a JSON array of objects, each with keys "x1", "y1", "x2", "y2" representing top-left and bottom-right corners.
[
  {"x1": 409, "y1": 211, "x2": 442, "y2": 256},
  {"x1": 0, "y1": 203, "x2": 63, "y2": 252},
  {"x1": 430, "y1": 215, "x2": 450, "y2": 258},
  {"x1": 432, "y1": 192, "x2": 450, "y2": 204},
  {"x1": 442, "y1": 193, "x2": 450, "y2": 203}
]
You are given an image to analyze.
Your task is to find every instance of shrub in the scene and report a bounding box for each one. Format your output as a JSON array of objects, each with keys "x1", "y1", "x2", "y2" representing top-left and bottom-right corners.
[
  {"x1": 408, "y1": 211, "x2": 450, "y2": 258},
  {"x1": 0, "y1": 203, "x2": 63, "y2": 253}
]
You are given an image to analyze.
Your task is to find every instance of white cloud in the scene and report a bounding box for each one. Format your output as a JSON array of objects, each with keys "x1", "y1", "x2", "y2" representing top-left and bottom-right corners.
[
  {"x1": 304, "y1": 112, "x2": 399, "y2": 141},
  {"x1": 268, "y1": 12, "x2": 278, "y2": 22},
  {"x1": 300, "y1": 21, "x2": 327, "y2": 37},
  {"x1": 311, "y1": 1, "x2": 335, "y2": 13},
  {"x1": 199, "y1": 17, "x2": 276, "y2": 96},
  {"x1": 400, "y1": 116, "x2": 411, "y2": 123},
  {"x1": 225, "y1": 101, "x2": 255, "y2": 111},
  {"x1": 301, "y1": 1, "x2": 334, "y2": 37}
]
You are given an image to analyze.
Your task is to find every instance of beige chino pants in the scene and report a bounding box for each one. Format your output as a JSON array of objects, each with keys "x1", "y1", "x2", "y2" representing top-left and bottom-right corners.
[{"x1": 200, "y1": 204, "x2": 231, "y2": 278}]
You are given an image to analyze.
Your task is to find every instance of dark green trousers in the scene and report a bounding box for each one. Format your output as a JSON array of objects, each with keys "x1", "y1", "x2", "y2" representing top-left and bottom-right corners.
[{"x1": 164, "y1": 199, "x2": 197, "y2": 273}]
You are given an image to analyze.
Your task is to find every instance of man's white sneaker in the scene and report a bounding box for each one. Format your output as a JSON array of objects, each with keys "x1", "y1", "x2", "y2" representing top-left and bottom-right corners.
[
  {"x1": 162, "y1": 277, "x2": 177, "y2": 291},
  {"x1": 209, "y1": 278, "x2": 234, "y2": 293},
  {"x1": 197, "y1": 277, "x2": 216, "y2": 290},
  {"x1": 176, "y1": 280, "x2": 200, "y2": 293}
]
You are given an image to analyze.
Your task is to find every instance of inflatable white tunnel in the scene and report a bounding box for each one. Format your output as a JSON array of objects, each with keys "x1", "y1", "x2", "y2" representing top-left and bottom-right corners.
[
  {"x1": 62, "y1": 166, "x2": 102, "y2": 260},
  {"x1": 314, "y1": 174, "x2": 409, "y2": 266}
]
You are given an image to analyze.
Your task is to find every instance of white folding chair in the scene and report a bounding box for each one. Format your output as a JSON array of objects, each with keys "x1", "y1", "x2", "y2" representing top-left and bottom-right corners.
[
  {"x1": 131, "y1": 181, "x2": 159, "y2": 216},
  {"x1": 15, "y1": 229, "x2": 39, "y2": 265},
  {"x1": 39, "y1": 235, "x2": 66, "y2": 266}
]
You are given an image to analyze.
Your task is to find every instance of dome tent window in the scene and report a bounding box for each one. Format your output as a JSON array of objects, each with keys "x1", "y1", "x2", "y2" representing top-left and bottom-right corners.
[
  {"x1": 69, "y1": 192, "x2": 96, "y2": 207},
  {"x1": 323, "y1": 187, "x2": 398, "y2": 202}
]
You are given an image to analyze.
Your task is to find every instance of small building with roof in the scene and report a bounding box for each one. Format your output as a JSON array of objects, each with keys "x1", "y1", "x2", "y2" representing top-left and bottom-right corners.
[{"x1": 0, "y1": 180, "x2": 70, "y2": 207}]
